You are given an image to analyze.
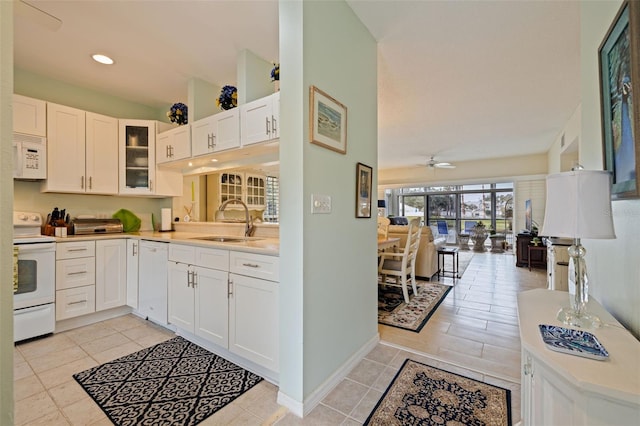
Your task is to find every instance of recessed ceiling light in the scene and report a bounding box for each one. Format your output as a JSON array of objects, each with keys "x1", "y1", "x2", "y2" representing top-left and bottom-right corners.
[
  {"x1": 188, "y1": 162, "x2": 193, "y2": 167},
  {"x1": 211, "y1": 159, "x2": 218, "y2": 162},
  {"x1": 92, "y1": 54, "x2": 114, "y2": 65}
]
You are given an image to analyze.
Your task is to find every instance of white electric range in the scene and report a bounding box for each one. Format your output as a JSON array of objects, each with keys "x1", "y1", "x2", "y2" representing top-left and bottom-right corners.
[{"x1": 13, "y1": 211, "x2": 56, "y2": 342}]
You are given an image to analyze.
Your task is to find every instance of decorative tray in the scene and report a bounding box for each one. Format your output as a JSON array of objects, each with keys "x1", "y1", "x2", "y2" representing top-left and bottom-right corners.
[{"x1": 538, "y1": 324, "x2": 609, "y2": 361}]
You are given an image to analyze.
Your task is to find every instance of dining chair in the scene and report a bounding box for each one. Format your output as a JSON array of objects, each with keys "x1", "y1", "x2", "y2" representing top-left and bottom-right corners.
[
  {"x1": 378, "y1": 217, "x2": 422, "y2": 303},
  {"x1": 377, "y1": 216, "x2": 390, "y2": 240}
]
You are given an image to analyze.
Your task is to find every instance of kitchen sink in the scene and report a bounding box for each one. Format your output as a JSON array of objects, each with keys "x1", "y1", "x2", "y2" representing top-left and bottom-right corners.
[{"x1": 190, "y1": 236, "x2": 263, "y2": 243}]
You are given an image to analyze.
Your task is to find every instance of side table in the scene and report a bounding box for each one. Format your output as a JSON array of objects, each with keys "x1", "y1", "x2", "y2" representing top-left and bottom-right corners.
[
  {"x1": 528, "y1": 245, "x2": 546, "y2": 271},
  {"x1": 438, "y1": 247, "x2": 459, "y2": 279}
]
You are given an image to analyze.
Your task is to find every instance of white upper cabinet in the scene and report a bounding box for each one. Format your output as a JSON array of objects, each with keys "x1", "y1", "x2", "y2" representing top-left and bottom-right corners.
[
  {"x1": 157, "y1": 125, "x2": 191, "y2": 164},
  {"x1": 42, "y1": 103, "x2": 87, "y2": 193},
  {"x1": 191, "y1": 109, "x2": 240, "y2": 157},
  {"x1": 240, "y1": 92, "x2": 280, "y2": 146},
  {"x1": 85, "y1": 112, "x2": 119, "y2": 194},
  {"x1": 119, "y1": 119, "x2": 181, "y2": 197},
  {"x1": 13, "y1": 94, "x2": 47, "y2": 137},
  {"x1": 119, "y1": 119, "x2": 156, "y2": 195},
  {"x1": 43, "y1": 104, "x2": 118, "y2": 194}
]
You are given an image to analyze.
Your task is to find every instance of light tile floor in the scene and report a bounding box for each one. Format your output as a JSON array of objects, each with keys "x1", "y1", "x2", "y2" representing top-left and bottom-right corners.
[{"x1": 14, "y1": 250, "x2": 546, "y2": 425}]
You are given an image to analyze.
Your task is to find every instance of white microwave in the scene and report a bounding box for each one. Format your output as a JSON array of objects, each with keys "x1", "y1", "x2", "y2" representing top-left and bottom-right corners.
[{"x1": 13, "y1": 133, "x2": 47, "y2": 180}]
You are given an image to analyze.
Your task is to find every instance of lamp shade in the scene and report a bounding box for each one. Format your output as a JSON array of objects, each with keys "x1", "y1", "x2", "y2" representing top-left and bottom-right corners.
[
  {"x1": 378, "y1": 200, "x2": 386, "y2": 208},
  {"x1": 540, "y1": 170, "x2": 616, "y2": 239}
]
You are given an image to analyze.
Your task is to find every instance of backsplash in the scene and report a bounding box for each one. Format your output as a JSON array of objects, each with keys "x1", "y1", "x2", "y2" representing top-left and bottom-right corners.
[{"x1": 14, "y1": 180, "x2": 170, "y2": 226}]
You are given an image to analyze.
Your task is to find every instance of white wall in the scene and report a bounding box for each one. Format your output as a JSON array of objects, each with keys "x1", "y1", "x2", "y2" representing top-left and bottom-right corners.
[
  {"x1": 379, "y1": 153, "x2": 547, "y2": 188},
  {"x1": 278, "y1": 0, "x2": 378, "y2": 414},
  {"x1": 514, "y1": 179, "x2": 546, "y2": 233},
  {"x1": 580, "y1": 0, "x2": 640, "y2": 337}
]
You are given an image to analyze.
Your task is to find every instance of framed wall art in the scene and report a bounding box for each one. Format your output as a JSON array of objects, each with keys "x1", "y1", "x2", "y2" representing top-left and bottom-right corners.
[
  {"x1": 309, "y1": 85, "x2": 347, "y2": 154},
  {"x1": 599, "y1": 0, "x2": 640, "y2": 199},
  {"x1": 356, "y1": 162, "x2": 372, "y2": 218}
]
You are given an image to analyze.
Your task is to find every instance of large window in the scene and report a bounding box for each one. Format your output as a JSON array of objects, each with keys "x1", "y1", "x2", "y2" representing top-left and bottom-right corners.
[{"x1": 384, "y1": 183, "x2": 513, "y2": 237}]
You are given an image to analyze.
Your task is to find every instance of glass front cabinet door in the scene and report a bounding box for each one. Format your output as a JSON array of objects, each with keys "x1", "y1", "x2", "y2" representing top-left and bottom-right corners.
[{"x1": 119, "y1": 119, "x2": 156, "y2": 195}]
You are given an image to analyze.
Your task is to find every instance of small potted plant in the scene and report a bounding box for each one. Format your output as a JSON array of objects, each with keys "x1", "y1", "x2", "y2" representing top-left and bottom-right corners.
[
  {"x1": 167, "y1": 102, "x2": 188, "y2": 125},
  {"x1": 216, "y1": 85, "x2": 238, "y2": 110},
  {"x1": 271, "y1": 63, "x2": 280, "y2": 91}
]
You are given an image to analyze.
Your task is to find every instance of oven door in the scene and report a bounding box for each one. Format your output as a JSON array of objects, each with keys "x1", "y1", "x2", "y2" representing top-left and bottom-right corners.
[{"x1": 14, "y1": 242, "x2": 55, "y2": 309}]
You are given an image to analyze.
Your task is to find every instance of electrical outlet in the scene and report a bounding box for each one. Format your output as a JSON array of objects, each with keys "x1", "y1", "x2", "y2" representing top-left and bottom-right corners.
[{"x1": 311, "y1": 194, "x2": 331, "y2": 214}]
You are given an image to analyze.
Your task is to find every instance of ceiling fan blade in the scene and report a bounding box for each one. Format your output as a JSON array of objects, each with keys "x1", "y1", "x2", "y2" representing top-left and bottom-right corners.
[{"x1": 16, "y1": 1, "x2": 62, "y2": 32}]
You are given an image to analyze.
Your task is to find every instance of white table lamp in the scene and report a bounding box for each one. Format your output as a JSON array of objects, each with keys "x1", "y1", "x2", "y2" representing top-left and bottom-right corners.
[{"x1": 540, "y1": 170, "x2": 616, "y2": 328}]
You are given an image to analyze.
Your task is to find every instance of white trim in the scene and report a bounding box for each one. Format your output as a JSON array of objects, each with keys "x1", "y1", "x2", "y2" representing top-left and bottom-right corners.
[{"x1": 277, "y1": 333, "x2": 380, "y2": 418}]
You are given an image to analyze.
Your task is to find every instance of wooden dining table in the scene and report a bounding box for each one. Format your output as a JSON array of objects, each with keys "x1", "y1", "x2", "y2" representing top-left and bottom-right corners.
[{"x1": 378, "y1": 237, "x2": 400, "y2": 252}]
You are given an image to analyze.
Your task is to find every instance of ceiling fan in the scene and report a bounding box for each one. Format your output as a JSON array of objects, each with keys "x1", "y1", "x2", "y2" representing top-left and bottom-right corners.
[{"x1": 426, "y1": 156, "x2": 456, "y2": 169}]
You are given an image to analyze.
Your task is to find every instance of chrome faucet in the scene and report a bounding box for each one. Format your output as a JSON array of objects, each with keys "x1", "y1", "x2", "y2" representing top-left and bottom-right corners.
[{"x1": 218, "y1": 199, "x2": 255, "y2": 237}]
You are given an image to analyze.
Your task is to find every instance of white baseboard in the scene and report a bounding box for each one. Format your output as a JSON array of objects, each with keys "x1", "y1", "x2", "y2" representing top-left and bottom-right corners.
[
  {"x1": 277, "y1": 333, "x2": 380, "y2": 418},
  {"x1": 55, "y1": 305, "x2": 132, "y2": 333}
]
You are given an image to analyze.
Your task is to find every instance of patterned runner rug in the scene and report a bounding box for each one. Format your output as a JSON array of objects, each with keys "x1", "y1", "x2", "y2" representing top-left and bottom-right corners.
[
  {"x1": 365, "y1": 359, "x2": 511, "y2": 425},
  {"x1": 73, "y1": 336, "x2": 262, "y2": 426},
  {"x1": 378, "y1": 250, "x2": 473, "y2": 332},
  {"x1": 378, "y1": 280, "x2": 452, "y2": 332}
]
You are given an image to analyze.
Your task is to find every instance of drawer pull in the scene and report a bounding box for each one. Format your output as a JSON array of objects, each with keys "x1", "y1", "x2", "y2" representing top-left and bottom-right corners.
[
  {"x1": 242, "y1": 263, "x2": 260, "y2": 268},
  {"x1": 68, "y1": 270, "x2": 87, "y2": 276},
  {"x1": 67, "y1": 248, "x2": 88, "y2": 252},
  {"x1": 68, "y1": 300, "x2": 87, "y2": 306}
]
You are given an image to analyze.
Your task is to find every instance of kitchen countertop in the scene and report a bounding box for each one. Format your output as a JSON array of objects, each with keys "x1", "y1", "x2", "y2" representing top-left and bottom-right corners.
[{"x1": 54, "y1": 231, "x2": 279, "y2": 256}]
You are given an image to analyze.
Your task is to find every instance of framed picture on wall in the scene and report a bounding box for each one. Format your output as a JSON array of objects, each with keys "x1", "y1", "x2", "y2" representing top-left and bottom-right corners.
[
  {"x1": 356, "y1": 162, "x2": 372, "y2": 218},
  {"x1": 309, "y1": 86, "x2": 348, "y2": 154},
  {"x1": 599, "y1": 0, "x2": 640, "y2": 199}
]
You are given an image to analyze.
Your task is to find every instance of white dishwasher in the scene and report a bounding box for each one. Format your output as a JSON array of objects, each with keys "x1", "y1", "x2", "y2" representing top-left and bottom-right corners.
[{"x1": 138, "y1": 240, "x2": 169, "y2": 326}]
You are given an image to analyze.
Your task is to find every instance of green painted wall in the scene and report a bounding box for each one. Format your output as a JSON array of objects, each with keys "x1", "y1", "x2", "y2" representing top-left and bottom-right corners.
[
  {"x1": 579, "y1": 0, "x2": 640, "y2": 338},
  {"x1": 0, "y1": 2, "x2": 14, "y2": 423},
  {"x1": 278, "y1": 0, "x2": 378, "y2": 411},
  {"x1": 15, "y1": 68, "x2": 164, "y2": 121}
]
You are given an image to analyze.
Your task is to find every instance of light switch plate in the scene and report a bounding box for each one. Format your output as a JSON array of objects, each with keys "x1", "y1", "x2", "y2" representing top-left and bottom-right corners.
[{"x1": 311, "y1": 194, "x2": 331, "y2": 214}]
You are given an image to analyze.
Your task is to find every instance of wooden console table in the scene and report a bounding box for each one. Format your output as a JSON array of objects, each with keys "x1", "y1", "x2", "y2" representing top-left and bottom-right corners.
[
  {"x1": 518, "y1": 289, "x2": 640, "y2": 425},
  {"x1": 516, "y1": 234, "x2": 546, "y2": 268}
]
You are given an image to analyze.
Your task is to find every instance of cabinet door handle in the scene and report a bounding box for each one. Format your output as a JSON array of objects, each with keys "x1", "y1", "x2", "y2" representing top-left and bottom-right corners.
[
  {"x1": 67, "y1": 248, "x2": 88, "y2": 252},
  {"x1": 68, "y1": 300, "x2": 87, "y2": 306},
  {"x1": 207, "y1": 133, "x2": 214, "y2": 149},
  {"x1": 81, "y1": 176, "x2": 85, "y2": 189},
  {"x1": 149, "y1": 179, "x2": 153, "y2": 191},
  {"x1": 242, "y1": 263, "x2": 260, "y2": 268},
  {"x1": 265, "y1": 117, "x2": 270, "y2": 135},
  {"x1": 192, "y1": 271, "x2": 197, "y2": 288},
  {"x1": 228, "y1": 278, "x2": 233, "y2": 297},
  {"x1": 67, "y1": 270, "x2": 87, "y2": 276},
  {"x1": 271, "y1": 115, "x2": 277, "y2": 135},
  {"x1": 89, "y1": 176, "x2": 92, "y2": 190},
  {"x1": 132, "y1": 243, "x2": 137, "y2": 256}
]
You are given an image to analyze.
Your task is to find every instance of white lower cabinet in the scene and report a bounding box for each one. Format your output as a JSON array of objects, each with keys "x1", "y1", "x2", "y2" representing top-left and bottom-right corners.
[
  {"x1": 95, "y1": 239, "x2": 127, "y2": 311},
  {"x1": 168, "y1": 245, "x2": 279, "y2": 372},
  {"x1": 519, "y1": 290, "x2": 640, "y2": 425},
  {"x1": 228, "y1": 272, "x2": 279, "y2": 372},
  {"x1": 56, "y1": 239, "x2": 128, "y2": 320},
  {"x1": 168, "y1": 245, "x2": 230, "y2": 347},
  {"x1": 56, "y1": 241, "x2": 96, "y2": 320}
]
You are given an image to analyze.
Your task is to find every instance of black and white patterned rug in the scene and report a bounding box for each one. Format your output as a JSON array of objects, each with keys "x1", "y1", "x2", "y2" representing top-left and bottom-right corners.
[{"x1": 73, "y1": 336, "x2": 263, "y2": 426}]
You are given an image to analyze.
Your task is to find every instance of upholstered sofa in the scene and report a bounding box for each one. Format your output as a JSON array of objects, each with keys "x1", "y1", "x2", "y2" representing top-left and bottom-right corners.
[{"x1": 387, "y1": 223, "x2": 447, "y2": 280}]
